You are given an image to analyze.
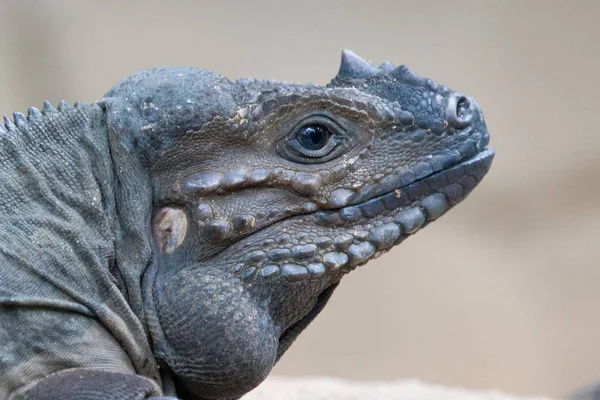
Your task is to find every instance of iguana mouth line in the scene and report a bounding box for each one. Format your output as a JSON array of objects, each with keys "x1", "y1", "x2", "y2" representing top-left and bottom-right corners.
[
  {"x1": 308, "y1": 146, "x2": 495, "y2": 225},
  {"x1": 249, "y1": 146, "x2": 494, "y2": 238}
]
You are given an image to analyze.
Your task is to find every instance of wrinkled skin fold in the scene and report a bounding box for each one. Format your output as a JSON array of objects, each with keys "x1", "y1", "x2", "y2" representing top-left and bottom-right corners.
[{"x1": 0, "y1": 50, "x2": 493, "y2": 400}]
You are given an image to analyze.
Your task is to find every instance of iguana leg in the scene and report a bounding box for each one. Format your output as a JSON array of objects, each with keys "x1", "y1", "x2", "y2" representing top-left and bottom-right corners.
[{"x1": 16, "y1": 368, "x2": 176, "y2": 400}]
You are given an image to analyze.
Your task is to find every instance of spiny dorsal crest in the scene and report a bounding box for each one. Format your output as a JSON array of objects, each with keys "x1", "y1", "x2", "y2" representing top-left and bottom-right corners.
[{"x1": 0, "y1": 100, "x2": 85, "y2": 134}]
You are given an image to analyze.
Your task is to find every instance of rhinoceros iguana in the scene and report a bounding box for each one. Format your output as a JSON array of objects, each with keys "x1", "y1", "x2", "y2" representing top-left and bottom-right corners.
[{"x1": 0, "y1": 50, "x2": 494, "y2": 399}]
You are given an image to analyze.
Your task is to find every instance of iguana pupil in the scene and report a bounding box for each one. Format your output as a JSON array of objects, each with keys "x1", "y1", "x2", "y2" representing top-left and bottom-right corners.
[{"x1": 298, "y1": 124, "x2": 328, "y2": 150}]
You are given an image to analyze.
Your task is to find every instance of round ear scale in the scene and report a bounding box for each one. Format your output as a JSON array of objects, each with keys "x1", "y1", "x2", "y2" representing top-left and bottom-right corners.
[
  {"x1": 336, "y1": 49, "x2": 380, "y2": 79},
  {"x1": 154, "y1": 207, "x2": 188, "y2": 255}
]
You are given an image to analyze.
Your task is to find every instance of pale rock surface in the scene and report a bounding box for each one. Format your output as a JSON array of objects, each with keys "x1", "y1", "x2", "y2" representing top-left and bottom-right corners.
[{"x1": 244, "y1": 377, "x2": 558, "y2": 400}]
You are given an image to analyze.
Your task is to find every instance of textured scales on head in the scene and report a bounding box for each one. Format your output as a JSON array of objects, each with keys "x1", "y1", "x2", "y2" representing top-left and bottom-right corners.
[{"x1": 96, "y1": 50, "x2": 494, "y2": 399}]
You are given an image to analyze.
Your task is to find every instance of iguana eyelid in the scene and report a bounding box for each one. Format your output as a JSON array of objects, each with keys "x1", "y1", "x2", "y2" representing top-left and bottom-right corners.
[
  {"x1": 287, "y1": 135, "x2": 341, "y2": 158},
  {"x1": 278, "y1": 114, "x2": 353, "y2": 164}
]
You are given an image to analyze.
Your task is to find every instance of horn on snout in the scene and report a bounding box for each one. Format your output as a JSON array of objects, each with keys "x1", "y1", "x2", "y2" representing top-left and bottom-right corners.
[{"x1": 337, "y1": 49, "x2": 379, "y2": 79}]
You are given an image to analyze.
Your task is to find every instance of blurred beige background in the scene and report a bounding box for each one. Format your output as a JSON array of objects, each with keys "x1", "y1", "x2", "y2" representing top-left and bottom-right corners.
[{"x1": 0, "y1": 0, "x2": 598, "y2": 398}]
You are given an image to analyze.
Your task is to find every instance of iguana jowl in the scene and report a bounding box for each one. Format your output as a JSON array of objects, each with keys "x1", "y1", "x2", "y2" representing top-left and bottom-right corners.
[{"x1": 0, "y1": 50, "x2": 494, "y2": 399}]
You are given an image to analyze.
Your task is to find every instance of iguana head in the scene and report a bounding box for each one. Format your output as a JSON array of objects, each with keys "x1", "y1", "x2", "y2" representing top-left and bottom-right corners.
[{"x1": 103, "y1": 50, "x2": 493, "y2": 399}]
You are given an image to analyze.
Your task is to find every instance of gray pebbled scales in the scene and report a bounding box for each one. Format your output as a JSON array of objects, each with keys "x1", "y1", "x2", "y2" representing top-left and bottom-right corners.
[{"x1": 0, "y1": 50, "x2": 494, "y2": 400}]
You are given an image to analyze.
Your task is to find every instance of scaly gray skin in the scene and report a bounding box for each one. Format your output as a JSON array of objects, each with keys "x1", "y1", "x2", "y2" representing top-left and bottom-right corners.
[{"x1": 0, "y1": 50, "x2": 494, "y2": 400}]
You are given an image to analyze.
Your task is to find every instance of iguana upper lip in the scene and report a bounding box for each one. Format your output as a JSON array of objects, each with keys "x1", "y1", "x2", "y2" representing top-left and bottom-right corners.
[
  {"x1": 392, "y1": 147, "x2": 494, "y2": 195},
  {"x1": 312, "y1": 147, "x2": 495, "y2": 221}
]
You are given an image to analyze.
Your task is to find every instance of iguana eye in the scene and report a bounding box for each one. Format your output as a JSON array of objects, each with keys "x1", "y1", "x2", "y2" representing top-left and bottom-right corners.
[{"x1": 279, "y1": 116, "x2": 349, "y2": 163}]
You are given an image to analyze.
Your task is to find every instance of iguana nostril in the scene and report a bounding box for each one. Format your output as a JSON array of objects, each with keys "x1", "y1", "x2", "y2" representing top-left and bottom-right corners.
[
  {"x1": 456, "y1": 96, "x2": 469, "y2": 118},
  {"x1": 445, "y1": 93, "x2": 475, "y2": 128}
]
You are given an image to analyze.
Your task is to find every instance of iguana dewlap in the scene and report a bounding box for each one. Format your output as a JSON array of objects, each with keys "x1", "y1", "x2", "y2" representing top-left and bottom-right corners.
[{"x1": 0, "y1": 50, "x2": 494, "y2": 400}]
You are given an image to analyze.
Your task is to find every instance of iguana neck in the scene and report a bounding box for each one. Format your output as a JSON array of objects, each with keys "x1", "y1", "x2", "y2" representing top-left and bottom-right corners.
[{"x1": 0, "y1": 102, "x2": 160, "y2": 383}]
